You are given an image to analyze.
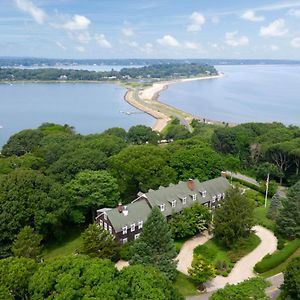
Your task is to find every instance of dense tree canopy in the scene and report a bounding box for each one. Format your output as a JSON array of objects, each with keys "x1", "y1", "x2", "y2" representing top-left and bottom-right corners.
[{"x1": 281, "y1": 257, "x2": 300, "y2": 300}]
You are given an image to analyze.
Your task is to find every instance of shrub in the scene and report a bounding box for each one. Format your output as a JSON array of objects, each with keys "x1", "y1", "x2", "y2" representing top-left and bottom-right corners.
[
  {"x1": 254, "y1": 239, "x2": 300, "y2": 273},
  {"x1": 194, "y1": 245, "x2": 217, "y2": 262},
  {"x1": 119, "y1": 241, "x2": 135, "y2": 261}
]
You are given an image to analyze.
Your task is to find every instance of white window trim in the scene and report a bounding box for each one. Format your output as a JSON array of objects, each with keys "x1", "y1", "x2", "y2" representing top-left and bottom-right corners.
[
  {"x1": 109, "y1": 226, "x2": 112, "y2": 234},
  {"x1": 131, "y1": 223, "x2": 135, "y2": 232},
  {"x1": 202, "y1": 190, "x2": 207, "y2": 197},
  {"x1": 182, "y1": 197, "x2": 187, "y2": 205},
  {"x1": 134, "y1": 233, "x2": 140, "y2": 240},
  {"x1": 138, "y1": 221, "x2": 143, "y2": 229},
  {"x1": 122, "y1": 226, "x2": 127, "y2": 235},
  {"x1": 100, "y1": 220, "x2": 103, "y2": 227},
  {"x1": 104, "y1": 223, "x2": 107, "y2": 230},
  {"x1": 160, "y1": 204, "x2": 165, "y2": 212},
  {"x1": 171, "y1": 200, "x2": 176, "y2": 208},
  {"x1": 122, "y1": 238, "x2": 128, "y2": 244},
  {"x1": 192, "y1": 194, "x2": 197, "y2": 201}
]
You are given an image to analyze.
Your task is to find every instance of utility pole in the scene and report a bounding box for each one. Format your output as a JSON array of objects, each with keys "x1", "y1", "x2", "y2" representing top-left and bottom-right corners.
[{"x1": 264, "y1": 173, "x2": 270, "y2": 208}]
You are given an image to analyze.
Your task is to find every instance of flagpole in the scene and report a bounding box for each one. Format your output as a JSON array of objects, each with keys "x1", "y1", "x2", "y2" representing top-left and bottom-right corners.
[{"x1": 264, "y1": 173, "x2": 270, "y2": 208}]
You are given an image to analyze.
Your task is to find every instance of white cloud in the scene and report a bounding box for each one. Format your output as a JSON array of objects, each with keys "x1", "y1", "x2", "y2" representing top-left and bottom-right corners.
[
  {"x1": 76, "y1": 46, "x2": 85, "y2": 52},
  {"x1": 270, "y1": 44, "x2": 279, "y2": 51},
  {"x1": 77, "y1": 32, "x2": 91, "y2": 44},
  {"x1": 56, "y1": 41, "x2": 67, "y2": 51},
  {"x1": 122, "y1": 26, "x2": 134, "y2": 37},
  {"x1": 241, "y1": 10, "x2": 265, "y2": 22},
  {"x1": 141, "y1": 43, "x2": 154, "y2": 54},
  {"x1": 187, "y1": 12, "x2": 205, "y2": 32},
  {"x1": 95, "y1": 34, "x2": 112, "y2": 48},
  {"x1": 225, "y1": 31, "x2": 249, "y2": 46},
  {"x1": 260, "y1": 19, "x2": 288, "y2": 37},
  {"x1": 288, "y1": 8, "x2": 300, "y2": 17},
  {"x1": 157, "y1": 35, "x2": 180, "y2": 47},
  {"x1": 184, "y1": 42, "x2": 201, "y2": 50},
  {"x1": 291, "y1": 37, "x2": 300, "y2": 48},
  {"x1": 15, "y1": 0, "x2": 46, "y2": 24},
  {"x1": 61, "y1": 15, "x2": 91, "y2": 31}
]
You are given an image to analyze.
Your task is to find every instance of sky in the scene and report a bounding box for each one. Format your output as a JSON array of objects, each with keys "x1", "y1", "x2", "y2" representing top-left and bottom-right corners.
[{"x1": 1, "y1": 0, "x2": 300, "y2": 59}]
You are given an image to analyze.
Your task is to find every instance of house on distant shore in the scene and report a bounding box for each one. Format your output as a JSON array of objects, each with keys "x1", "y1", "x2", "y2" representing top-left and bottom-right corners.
[{"x1": 96, "y1": 176, "x2": 230, "y2": 244}]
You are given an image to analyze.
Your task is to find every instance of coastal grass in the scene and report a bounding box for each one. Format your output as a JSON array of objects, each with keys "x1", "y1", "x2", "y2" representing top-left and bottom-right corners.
[
  {"x1": 175, "y1": 272, "x2": 198, "y2": 296},
  {"x1": 43, "y1": 227, "x2": 83, "y2": 259}
]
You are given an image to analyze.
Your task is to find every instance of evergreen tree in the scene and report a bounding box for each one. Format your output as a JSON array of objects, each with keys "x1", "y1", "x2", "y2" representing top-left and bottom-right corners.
[
  {"x1": 281, "y1": 257, "x2": 300, "y2": 300},
  {"x1": 277, "y1": 181, "x2": 300, "y2": 239},
  {"x1": 213, "y1": 187, "x2": 255, "y2": 248},
  {"x1": 267, "y1": 193, "x2": 282, "y2": 220},
  {"x1": 79, "y1": 224, "x2": 120, "y2": 261},
  {"x1": 130, "y1": 207, "x2": 177, "y2": 280},
  {"x1": 12, "y1": 226, "x2": 42, "y2": 260}
]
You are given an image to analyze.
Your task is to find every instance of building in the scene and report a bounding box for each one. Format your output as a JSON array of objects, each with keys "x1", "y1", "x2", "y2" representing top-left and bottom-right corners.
[{"x1": 96, "y1": 176, "x2": 230, "y2": 244}]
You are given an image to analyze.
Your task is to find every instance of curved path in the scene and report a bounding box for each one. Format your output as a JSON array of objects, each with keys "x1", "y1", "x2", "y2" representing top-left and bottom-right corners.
[
  {"x1": 177, "y1": 231, "x2": 212, "y2": 275},
  {"x1": 205, "y1": 225, "x2": 277, "y2": 291}
]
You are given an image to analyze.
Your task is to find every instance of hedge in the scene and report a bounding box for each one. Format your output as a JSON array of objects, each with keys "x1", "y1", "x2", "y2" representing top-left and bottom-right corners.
[
  {"x1": 254, "y1": 239, "x2": 300, "y2": 273},
  {"x1": 230, "y1": 177, "x2": 265, "y2": 195}
]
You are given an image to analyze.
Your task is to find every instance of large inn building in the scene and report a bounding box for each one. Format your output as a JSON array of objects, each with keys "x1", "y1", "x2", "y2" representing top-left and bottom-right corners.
[{"x1": 96, "y1": 176, "x2": 230, "y2": 244}]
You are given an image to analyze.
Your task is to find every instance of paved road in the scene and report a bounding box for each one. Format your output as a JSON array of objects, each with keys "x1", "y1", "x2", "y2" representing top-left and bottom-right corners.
[
  {"x1": 177, "y1": 231, "x2": 212, "y2": 275},
  {"x1": 206, "y1": 226, "x2": 277, "y2": 291}
]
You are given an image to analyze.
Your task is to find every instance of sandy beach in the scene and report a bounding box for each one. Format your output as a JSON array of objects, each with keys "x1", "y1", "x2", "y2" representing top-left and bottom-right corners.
[{"x1": 125, "y1": 74, "x2": 223, "y2": 132}]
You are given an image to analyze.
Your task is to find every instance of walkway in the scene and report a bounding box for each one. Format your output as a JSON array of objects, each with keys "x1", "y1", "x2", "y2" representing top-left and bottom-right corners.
[
  {"x1": 177, "y1": 231, "x2": 212, "y2": 275},
  {"x1": 205, "y1": 225, "x2": 277, "y2": 291}
]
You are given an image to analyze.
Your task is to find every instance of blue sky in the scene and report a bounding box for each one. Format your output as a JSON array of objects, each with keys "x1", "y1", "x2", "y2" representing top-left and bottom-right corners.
[{"x1": 1, "y1": 0, "x2": 300, "y2": 59}]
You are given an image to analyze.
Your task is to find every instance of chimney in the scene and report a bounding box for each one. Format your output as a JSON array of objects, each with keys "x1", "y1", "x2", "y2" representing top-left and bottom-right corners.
[
  {"x1": 221, "y1": 171, "x2": 227, "y2": 178},
  {"x1": 117, "y1": 202, "x2": 123, "y2": 213},
  {"x1": 187, "y1": 179, "x2": 195, "y2": 190}
]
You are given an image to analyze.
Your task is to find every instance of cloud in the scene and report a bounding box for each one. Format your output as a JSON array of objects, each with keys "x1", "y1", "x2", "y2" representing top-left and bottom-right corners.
[
  {"x1": 61, "y1": 15, "x2": 91, "y2": 31},
  {"x1": 77, "y1": 32, "x2": 91, "y2": 44},
  {"x1": 95, "y1": 34, "x2": 112, "y2": 48},
  {"x1": 15, "y1": 0, "x2": 46, "y2": 24},
  {"x1": 140, "y1": 43, "x2": 154, "y2": 54},
  {"x1": 270, "y1": 44, "x2": 279, "y2": 51},
  {"x1": 184, "y1": 42, "x2": 201, "y2": 50},
  {"x1": 76, "y1": 46, "x2": 85, "y2": 52},
  {"x1": 56, "y1": 41, "x2": 67, "y2": 51},
  {"x1": 260, "y1": 19, "x2": 288, "y2": 37},
  {"x1": 225, "y1": 31, "x2": 249, "y2": 46},
  {"x1": 288, "y1": 8, "x2": 300, "y2": 17},
  {"x1": 241, "y1": 10, "x2": 265, "y2": 22},
  {"x1": 187, "y1": 12, "x2": 205, "y2": 32},
  {"x1": 291, "y1": 37, "x2": 300, "y2": 48},
  {"x1": 211, "y1": 16, "x2": 219, "y2": 24},
  {"x1": 157, "y1": 35, "x2": 180, "y2": 47},
  {"x1": 122, "y1": 26, "x2": 134, "y2": 37}
]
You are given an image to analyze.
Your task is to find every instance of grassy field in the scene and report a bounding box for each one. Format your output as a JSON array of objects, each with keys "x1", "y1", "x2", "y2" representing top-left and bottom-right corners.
[
  {"x1": 175, "y1": 272, "x2": 198, "y2": 296},
  {"x1": 43, "y1": 227, "x2": 83, "y2": 259},
  {"x1": 253, "y1": 202, "x2": 276, "y2": 232}
]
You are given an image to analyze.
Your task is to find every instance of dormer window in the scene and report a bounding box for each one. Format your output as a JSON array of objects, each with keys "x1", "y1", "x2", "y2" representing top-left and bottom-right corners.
[
  {"x1": 138, "y1": 221, "x2": 143, "y2": 229},
  {"x1": 122, "y1": 226, "x2": 127, "y2": 235},
  {"x1": 171, "y1": 200, "x2": 176, "y2": 208},
  {"x1": 182, "y1": 197, "x2": 187, "y2": 205},
  {"x1": 212, "y1": 195, "x2": 217, "y2": 203},
  {"x1": 131, "y1": 223, "x2": 135, "y2": 232},
  {"x1": 160, "y1": 204, "x2": 165, "y2": 212},
  {"x1": 192, "y1": 194, "x2": 197, "y2": 201},
  {"x1": 217, "y1": 193, "x2": 222, "y2": 200},
  {"x1": 202, "y1": 190, "x2": 207, "y2": 197}
]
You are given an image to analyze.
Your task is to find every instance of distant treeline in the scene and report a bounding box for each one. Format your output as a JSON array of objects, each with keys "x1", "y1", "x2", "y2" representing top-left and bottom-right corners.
[{"x1": 0, "y1": 63, "x2": 217, "y2": 81}]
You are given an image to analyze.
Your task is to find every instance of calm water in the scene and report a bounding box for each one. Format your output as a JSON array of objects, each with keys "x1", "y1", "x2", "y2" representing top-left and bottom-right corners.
[
  {"x1": 160, "y1": 65, "x2": 300, "y2": 125},
  {"x1": 0, "y1": 83, "x2": 153, "y2": 147}
]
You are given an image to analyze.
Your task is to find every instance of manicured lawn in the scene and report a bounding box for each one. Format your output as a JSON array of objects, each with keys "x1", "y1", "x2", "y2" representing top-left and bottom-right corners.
[
  {"x1": 174, "y1": 272, "x2": 198, "y2": 296},
  {"x1": 194, "y1": 233, "x2": 261, "y2": 276},
  {"x1": 261, "y1": 245, "x2": 300, "y2": 278},
  {"x1": 43, "y1": 227, "x2": 83, "y2": 259},
  {"x1": 253, "y1": 202, "x2": 276, "y2": 232}
]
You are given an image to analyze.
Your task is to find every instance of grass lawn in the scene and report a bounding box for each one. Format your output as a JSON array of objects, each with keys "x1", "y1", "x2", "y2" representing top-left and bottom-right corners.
[
  {"x1": 174, "y1": 272, "x2": 198, "y2": 296},
  {"x1": 43, "y1": 227, "x2": 83, "y2": 259},
  {"x1": 253, "y1": 201, "x2": 276, "y2": 232},
  {"x1": 261, "y1": 245, "x2": 300, "y2": 278},
  {"x1": 194, "y1": 233, "x2": 261, "y2": 276}
]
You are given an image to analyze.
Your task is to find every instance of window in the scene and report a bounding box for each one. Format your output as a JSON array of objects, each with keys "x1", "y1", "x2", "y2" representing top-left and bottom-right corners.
[
  {"x1": 212, "y1": 195, "x2": 217, "y2": 203},
  {"x1": 122, "y1": 226, "x2": 127, "y2": 235},
  {"x1": 202, "y1": 190, "x2": 207, "y2": 197},
  {"x1": 182, "y1": 197, "x2": 187, "y2": 205},
  {"x1": 104, "y1": 214, "x2": 107, "y2": 220},
  {"x1": 217, "y1": 193, "x2": 222, "y2": 200},
  {"x1": 122, "y1": 238, "x2": 128, "y2": 244},
  {"x1": 138, "y1": 221, "x2": 143, "y2": 229},
  {"x1": 104, "y1": 223, "x2": 107, "y2": 230},
  {"x1": 192, "y1": 194, "x2": 197, "y2": 201},
  {"x1": 131, "y1": 223, "x2": 135, "y2": 232},
  {"x1": 160, "y1": 204, "x2": 165, "y2": 212},
  {"x1": 109, "y1": 226, "x2": 112, "y2": 234},
  {"x1": 100, "y1": 220, "x2": 103, "y2": 227},
  {"x1": 171, "y1": 200, "x2": 176, "y2": 208},
  {"x1": 222, "y1": 192, "x2": 225, "y2": 199},
  {"x1": 134, "y1": 233, "x2": 140, "y2": 240}
]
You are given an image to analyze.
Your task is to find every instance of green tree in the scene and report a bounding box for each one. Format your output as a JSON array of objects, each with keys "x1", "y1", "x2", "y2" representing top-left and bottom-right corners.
[
  {"x1": 103, "y1": 127, "x2": 127, "y2": 140},
  {"x1": 0, "y1": 169, "x2": 69, "y2": 257},
  {"x1": 188, "y1": 254, "x2": 215, "y2": 290},
  {"x1": 209, "y1": 277, "x2": 270, "y2": 300},
  {"x1": 66, "y1": 170, "x2": 120, "y2": 222},
  {"x1": 256, "y1": 162, "x2": 282, "y2": 181},
  {"x1": 127, "y1": 125, "x2": 158, "y2": 144},
  {"x1": 0, "y1": 256, "x2": 37, "y2": 300},
  {"x1": 277, "y1": 181, "x2": 300, "y2": 239},
  {"x1": 29, "y1": 256, "x2": 118, "y2": 300},
  {"x1": 118, "y1": 265, "x2": 183, "y2": 300},
  {"x1": 80, "y1": 224, "x2": 120, "y2": 261},
  {"x1": 12, "y1": 226, "x2": 42, "y2": 260},
  {"x1": 213, "y1": 187, "x2": 255, "y2": 248},
  {"x1": 130, "y1": 207, "x2": 177, "y2": 280},
  {"x1": 267, "y1": 193, "x2": 282, "y2": 220},
  {"x1": 281, "y1": 257, "x2": 300, "y2": 300}
]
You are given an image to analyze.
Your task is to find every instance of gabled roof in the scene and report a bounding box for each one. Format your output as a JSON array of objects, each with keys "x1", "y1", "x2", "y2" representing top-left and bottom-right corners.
[{"x1": 104, "y1": 199, "x2": 151, "y2": 232}]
